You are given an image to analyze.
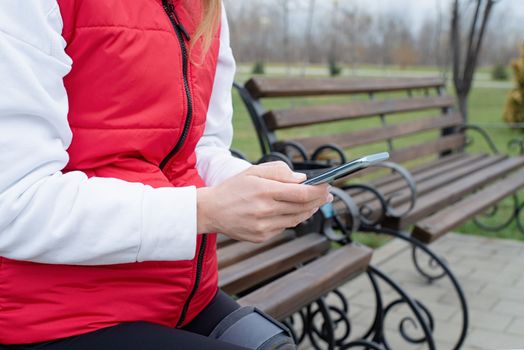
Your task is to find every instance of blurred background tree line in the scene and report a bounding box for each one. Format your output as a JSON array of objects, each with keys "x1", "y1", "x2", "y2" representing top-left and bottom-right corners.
[
  {"x1": 224, "y1": 0, "x2": 524, "y2": 127},
  {"x1": 224, "y1": 0, "x2": 522, "y2": 75}
]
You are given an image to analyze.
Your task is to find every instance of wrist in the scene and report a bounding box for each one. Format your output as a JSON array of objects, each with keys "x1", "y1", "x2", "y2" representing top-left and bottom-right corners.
[{"x1": 196, "y1": 187, "x2": 214, "y2": 234}]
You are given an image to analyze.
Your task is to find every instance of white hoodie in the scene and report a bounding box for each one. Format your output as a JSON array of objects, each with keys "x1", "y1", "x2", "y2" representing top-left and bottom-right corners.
[{"x1": 0, "y1": 1, "x2": 250, "y2": 265}]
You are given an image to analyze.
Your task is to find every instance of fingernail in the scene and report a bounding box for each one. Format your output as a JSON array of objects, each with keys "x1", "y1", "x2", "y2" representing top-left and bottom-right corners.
[
  {"x1": 327, "y1": 194, "x2": 334, "y2": 202},
  {"x1": 293, "y1": 172, "x2": 307, "y2": 181}
]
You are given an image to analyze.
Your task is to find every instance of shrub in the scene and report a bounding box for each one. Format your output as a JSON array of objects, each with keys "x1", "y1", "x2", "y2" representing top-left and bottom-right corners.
[
  {"x1": 503, "y1": 44, "x2": 524, "y2": 126},
  {"x1": 492, "y1": 64, "x2": 509, "y2": 81},
  {"x1": 252, "y1": 61, "x2": 265, "y2": 75},
  {"x1": 328, "y1": 58, "x2": 342, "y2": 77}
]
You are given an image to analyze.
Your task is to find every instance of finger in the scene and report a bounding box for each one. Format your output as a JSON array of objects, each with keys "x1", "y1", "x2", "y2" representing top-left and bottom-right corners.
[
  {"x1": 269, "y1": 197, "x2": 328, "y2": 216},
  {"x1": 266, "y1": 209, "x2": 319, "y2": 231},
  {"x1": 247, "y1": 162, "x2": 306, "y2": 184},
  {"x1": 271, "y1": 183, "x2": 330, "y2": 203}
]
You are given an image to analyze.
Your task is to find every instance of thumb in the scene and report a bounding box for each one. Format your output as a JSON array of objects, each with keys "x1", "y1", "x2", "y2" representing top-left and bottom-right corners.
[{"x1": 248, "y1": 161, "x2": 306, "y2": 183}]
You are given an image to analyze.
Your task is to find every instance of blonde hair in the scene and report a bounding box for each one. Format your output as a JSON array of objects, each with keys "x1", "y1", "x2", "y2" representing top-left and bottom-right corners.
[{"x1": 192, "y1": 0, "x2": 222, "y2": 53}]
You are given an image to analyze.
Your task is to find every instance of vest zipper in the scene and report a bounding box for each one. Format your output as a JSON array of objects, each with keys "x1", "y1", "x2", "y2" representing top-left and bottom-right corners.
[
  {"x1": 160, "y1": 1, "x2": 193, "y2": 170},
  {"x1": 161, "y1": 0, "x2": 208, "y2": 327}
]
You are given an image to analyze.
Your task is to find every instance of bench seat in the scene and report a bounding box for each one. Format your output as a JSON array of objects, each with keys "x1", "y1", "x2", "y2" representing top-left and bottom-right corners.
[
  {"x1": 412, "y1": 167, "x2": 524, "y2": 243},
  {"x1": 217, "y1": 231, "x2": 373, "y2": 321}
]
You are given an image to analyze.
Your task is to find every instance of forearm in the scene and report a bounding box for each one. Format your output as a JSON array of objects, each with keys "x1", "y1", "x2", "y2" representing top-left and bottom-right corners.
[{"x1": 0, "y1": 2, "x2": 197, "y2": 265}]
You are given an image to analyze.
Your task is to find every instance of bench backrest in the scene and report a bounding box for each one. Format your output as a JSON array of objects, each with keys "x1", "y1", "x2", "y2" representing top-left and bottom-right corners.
[{"x1": 236, "y1": 77, "x2": 465, "y2": 165}]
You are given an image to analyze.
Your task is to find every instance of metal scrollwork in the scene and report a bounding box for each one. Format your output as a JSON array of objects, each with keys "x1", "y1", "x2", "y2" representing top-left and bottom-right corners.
[
  {"x1": 311, "y1": 144, "x2": 348, "y2": 165},
  {"x1": 517, "y1": 201, "x2": 524, "y2": 234},
  {"x1": 364, "y1": 227, "x2": 469, "y2": 350},
  {"x1": 320, "y1": 187, "x2": 361, "y2": 243},
  {"x1": 274, "y1": 141, "x2": 309, "y2": 162},
  {"x1": 256, "y1": 151, "x2": 294, "y2": 168},
  {"x1": 288, "y1": 267, "x2": 438, "y2": 350},
  {"x1": 411, "y1": 246, "x2": 447, "y2": 282},
  {"x1": 341, "y1": 184, "x2": 388, "y2": 227},
  {"x1": 508, "y1": 138, "x2": 524, "y2": 155},
  {"x1": 459, "y1": 124, "x2": 500, "y2": 154},
  {"x1": 369, "y1": 161, "x2": 418, "y2": 218},
  {"x1": 284, "y1": 310, "x2": 308, "y2": 345},
  {"x1": 473, "y1": 193, "x2": 521, "y2": 233}
]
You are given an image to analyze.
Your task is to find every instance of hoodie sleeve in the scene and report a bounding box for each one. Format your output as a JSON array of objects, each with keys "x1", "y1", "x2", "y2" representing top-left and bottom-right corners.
[
  {"x1": 195, "y1": 3, "x2": 252, "y2": 187},
  {"x1": 0, "y1": 1, "x2": 197, "y2": 265}
]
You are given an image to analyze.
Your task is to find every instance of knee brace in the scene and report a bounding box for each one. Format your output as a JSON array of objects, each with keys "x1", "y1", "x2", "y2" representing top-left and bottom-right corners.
[{"x1": 209, "y1": 306, "x2": 296, "y2": 350}]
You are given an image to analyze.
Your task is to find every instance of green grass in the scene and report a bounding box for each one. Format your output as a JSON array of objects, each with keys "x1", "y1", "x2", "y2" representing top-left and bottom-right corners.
[{"x1": 231, "y1": 69, "x2": 524, "y2": 246}]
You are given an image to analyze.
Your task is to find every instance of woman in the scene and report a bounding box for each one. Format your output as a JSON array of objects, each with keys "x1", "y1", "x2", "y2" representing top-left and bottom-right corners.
[{"x1": 0, "y1": 0, "x2": 331, "y2": 349}]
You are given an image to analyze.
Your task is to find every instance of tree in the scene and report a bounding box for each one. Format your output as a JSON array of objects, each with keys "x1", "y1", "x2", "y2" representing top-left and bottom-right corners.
[
  {"x1": 328, "y1": 0, "x2": 341, "y2": 71},
  {"x1": 281, "y1": 0, "x2": 292, "y2": 74},
  {"x1": 340, "y1": 5, "x2": 372, "y2": 73},
  {"x1": 451, "y1": 0, "x2": 499, "y2": 121},
  {"x1": 305, "y1": 0, "x2": 316, "y2": 65}
]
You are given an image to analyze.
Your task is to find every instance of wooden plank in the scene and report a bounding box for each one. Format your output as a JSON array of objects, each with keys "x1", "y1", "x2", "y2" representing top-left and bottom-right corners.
[
  {"x1": 264, "y1": 96, "x2": 456, "y2": 130},
  {"x1": 217, "y1": 234, "x2": 235, "y2": 249},
  {"x1": 412, "y1": 168, "x2": 524, "y2": 243},
  {"x1": 350, "y1": 154, "x2": 489, "y2": 205},
  {"x1": 237, "y1": 244, "x2": 373, "y2": 320},
  {"x1": 245, "y1": 77, "x2": 445, "y2": 99},
  {"x1": 374, "y1": 154, "x2": 483, "y2": 192},
  {"x1": 389, "y1": 155, "x2": 505, "y2": 205},
  {"x1": 345, "y1": 154, "x2": 474, "y2": 199},
  {"x1": 386, "y1": 156, "x2": 524, "y2": 228},
  {"x1": 362, "y1": 153, "x2": 468, "y2": 189},
  {"x1": 219, "y1": 233, "x2": 330, "y2": 295},
  {"x1": 388, "y1": 134, "x2": 466, "y2": 164},
  {"x1": 218, "y1": 231, "x2": 296, "y2": 269},
  {"x1": 290, "y1": 113, "x2": 463, "y2": 150}
]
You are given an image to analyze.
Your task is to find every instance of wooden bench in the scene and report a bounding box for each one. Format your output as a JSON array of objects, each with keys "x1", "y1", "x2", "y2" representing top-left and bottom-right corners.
[
  {"x1": 217, "y1": 232, "x2": 372, "y2": 320},
  {"x1": 235, "y1": 77, "x2": 524, "y2": 245},
  {"x1": 216, "y1": 230, "x2": 380, "y2": 348},
  {"x1": 216, "y1": 228, "x2": 442, "y2": 349}
]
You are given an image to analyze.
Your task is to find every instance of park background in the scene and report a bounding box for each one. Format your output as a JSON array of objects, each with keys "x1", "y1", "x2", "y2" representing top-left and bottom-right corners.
[{"x1": 224, "y1": 0, "x2": 524, "y2": 244}]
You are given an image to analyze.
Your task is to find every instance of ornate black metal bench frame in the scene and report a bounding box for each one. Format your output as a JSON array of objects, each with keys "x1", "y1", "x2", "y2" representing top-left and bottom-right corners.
[
  {"x1": 217, "y1": 197, "x2": 441, "y2": 350},
  {"x1": 232, "y1": 76, "x2": 524, "y2": 349}
]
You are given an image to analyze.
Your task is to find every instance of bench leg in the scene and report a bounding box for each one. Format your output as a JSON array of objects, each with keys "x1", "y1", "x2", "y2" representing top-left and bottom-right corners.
[
  {"x1": 288, "y1": 266, "x2": 438, "y2": 350},
  {"x1": 367, "y1": 226, "x2": 469, "y2": 350},
  {"x1": 411, "y1": 245, "x2": 448, "y2": 282}
]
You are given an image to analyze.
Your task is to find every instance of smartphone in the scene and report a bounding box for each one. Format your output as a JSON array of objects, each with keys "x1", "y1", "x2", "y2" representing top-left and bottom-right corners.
[{"x1": 302, "y1": 152, "x2": 390, "y2": 185}]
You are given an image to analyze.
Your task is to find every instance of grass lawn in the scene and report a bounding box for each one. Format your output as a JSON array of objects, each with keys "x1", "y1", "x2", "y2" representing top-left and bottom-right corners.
[{"x1": 230, "y1": 67, "x2": 524, "y2": 246}]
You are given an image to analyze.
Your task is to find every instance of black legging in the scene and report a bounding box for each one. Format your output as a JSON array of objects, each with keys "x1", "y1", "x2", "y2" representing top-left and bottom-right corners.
[{"x1": 2, "y1": 290, "x2": 251, "y2": 350}]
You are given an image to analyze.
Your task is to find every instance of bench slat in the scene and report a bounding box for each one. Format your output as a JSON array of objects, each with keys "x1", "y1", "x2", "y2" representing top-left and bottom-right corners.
[
  {"x1": 218, "y1": 231, "x2": 296, "y2": 269},
  {"x1": 388, "y1": 134, "x2": 466, "y2": 164},
  {"x1": 346, "y1": 154, "x2": 475, "y2": 199},
  {"x1": 360, "y1": 153, "x2": 468, "y2": 189},
  {"x1": 412, "y1": 168, "x2": 524, "y2": 243},
  {"x1": 219, "y1": 233, "x2": 330, "y2": 295},
  {"x1": 353, "y1": 155, "x2": 505, "y2": 206},
  {"x1": 386, "y1": 156, "x2": 524, "y2": 228},
  {"x1": 217, "y1": 234, "x2": 235, "y2": 249},
  {"x1": 265, "y1": 96, "x2": 456, "y2": 130},
  {"x1": 290, "y1": 113, "x2": 463, "y2": 150},
  {"x1": 245, "y1": 77, "x2": 445, "y2": 98},
  {"x1": 237, "y1": 244, "x2": 372, "y2": 320}
]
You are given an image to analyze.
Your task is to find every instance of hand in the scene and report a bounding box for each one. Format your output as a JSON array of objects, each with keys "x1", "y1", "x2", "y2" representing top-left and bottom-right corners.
[{"x1": 196, "y1": 161, "x2": 333, "y2": 243}]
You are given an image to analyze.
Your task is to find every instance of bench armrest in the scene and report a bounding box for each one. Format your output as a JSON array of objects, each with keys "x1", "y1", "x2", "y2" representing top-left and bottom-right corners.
[
  {"x1": 460, "y1": 124, "x2": 500, "y2": 154},
  {"x1": 369, "y1": 161, "x2": 418, "y2": 218}
]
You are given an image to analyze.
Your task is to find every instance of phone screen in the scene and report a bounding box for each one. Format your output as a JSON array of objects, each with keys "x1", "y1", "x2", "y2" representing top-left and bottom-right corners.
[{"x1": 302, "y1": 152, "x2": 389, "y2": 185}]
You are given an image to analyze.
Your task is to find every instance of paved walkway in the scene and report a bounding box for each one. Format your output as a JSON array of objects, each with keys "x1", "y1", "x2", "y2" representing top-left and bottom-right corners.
[{"x1": 299, "y1": 233, "x2": 524, "y2": 350}]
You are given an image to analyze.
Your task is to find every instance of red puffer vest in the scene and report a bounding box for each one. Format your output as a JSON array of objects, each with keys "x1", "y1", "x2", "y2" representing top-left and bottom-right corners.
[{"x1": 0, "y1": 0, "x2": 220, "y2": 344}]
